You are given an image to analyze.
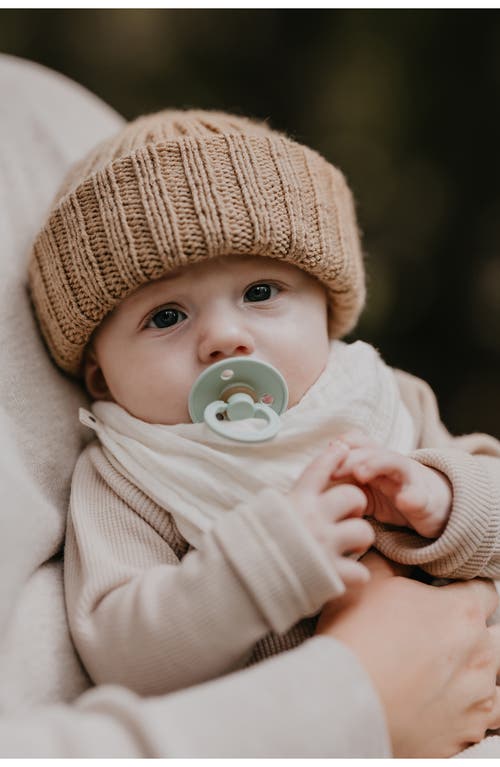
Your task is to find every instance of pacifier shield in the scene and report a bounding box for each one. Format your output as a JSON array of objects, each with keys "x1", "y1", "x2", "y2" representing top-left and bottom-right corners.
[{"x1": 188, "y1": 357, "x2": 289, "y2": 425}]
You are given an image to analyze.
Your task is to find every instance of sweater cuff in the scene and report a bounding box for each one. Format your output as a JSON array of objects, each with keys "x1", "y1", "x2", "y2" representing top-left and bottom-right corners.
[
  {"x1": 212, "y1": 488, "x2": 345, "y2": 633},
  {"x1": 374, "y1": 448, "x2": 499, "y2": 578}
]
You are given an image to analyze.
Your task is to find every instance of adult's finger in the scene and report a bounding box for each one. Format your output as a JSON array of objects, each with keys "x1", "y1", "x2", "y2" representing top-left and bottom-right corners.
[
  {"x1": 293, "y1": 442, "x2": 349, "y2": 493},
  {"x1": 488, "y1": 624, "x2": 500, "y2": 675},
  {"x1": 360, "y1": 549, "x2": 414, "y2": 580},
  {"x1": 446, "y1": 578, "x2": 499, "y2": 621},
  {"x1": 486, "y1": 687, "x2": 500, "y2": 731}
]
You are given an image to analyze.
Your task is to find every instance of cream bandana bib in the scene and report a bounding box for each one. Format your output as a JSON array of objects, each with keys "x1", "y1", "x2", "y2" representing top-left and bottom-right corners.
[{"x1": 80, "y1": 340, "x2": 416, "y2": 548}]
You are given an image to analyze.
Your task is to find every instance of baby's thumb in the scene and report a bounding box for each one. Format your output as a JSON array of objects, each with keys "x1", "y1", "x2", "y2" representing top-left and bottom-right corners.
[{"x1": 294, "y1": 441, "x2": 349, "y2": 493}]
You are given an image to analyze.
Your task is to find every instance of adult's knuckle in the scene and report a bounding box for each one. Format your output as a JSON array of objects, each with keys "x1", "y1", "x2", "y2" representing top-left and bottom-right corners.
[
  {"x1": 480, "y1": 645, "x2": 496, "y2": 671},
  {"x1": 457, "y1": 598, "x2": 483, "y2": 626},
  {"x1": 468, "y1": 728, "x2": 485, "y2": 746},
  {"x1": 476, "y1": 693, "x2": 496, "y2": 715},
  {"x1": 469, "y1": 603, "x2": 488, "y2": 626},
  {"x1": 461, "y1": 718, "x2": 487, "y2": 746}
]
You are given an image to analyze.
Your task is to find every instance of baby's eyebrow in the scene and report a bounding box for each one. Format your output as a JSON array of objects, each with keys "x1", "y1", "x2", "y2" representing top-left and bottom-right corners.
[{"x1": 129, "y1": 276, "x2": 183, "y2": 306}]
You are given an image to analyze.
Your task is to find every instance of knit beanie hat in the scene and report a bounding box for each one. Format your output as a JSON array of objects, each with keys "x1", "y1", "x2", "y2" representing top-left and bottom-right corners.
[{"x1": 28, "y1": 109, "x2": 365, "y2": 378}]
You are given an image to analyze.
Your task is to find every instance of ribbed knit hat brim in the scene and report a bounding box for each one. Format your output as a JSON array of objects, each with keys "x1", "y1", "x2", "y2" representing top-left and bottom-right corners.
[{"x1": 28, "y1": 110, "x2": 365, "y2": 377}]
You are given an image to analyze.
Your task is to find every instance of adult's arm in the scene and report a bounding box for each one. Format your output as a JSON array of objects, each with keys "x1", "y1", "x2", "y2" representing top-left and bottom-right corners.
[
  {"x1": 66, "y1": 443, "x2": 344, "y2": 695},
  {"x1": 317, "y1": 551, "x2": 500, "y2": 758},
  {"x1": 373, "y1": 369, "x2": 500, "y2": 578},
  {"x1": 0, "y1": 636, "x2": 390, "y2": 758}
]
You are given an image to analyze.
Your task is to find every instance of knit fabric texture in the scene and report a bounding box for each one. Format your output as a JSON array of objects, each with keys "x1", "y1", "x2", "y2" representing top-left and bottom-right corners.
[{"x1": 28, "y1": 109, "x2": 366, "y2": 377}]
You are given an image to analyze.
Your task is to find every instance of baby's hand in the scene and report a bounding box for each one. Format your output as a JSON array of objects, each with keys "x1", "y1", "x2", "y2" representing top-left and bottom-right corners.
[
  {"x1": 288, "y1": 442, "x2": 375, "y2": 588},
  {"x1": 331, "y1": 431, "x2": 452, "y2": 538}
]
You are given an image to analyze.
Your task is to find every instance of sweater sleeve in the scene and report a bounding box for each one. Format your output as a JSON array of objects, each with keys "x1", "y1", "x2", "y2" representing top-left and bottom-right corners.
[
  {"x1": 373, "y1": 369, "x2": 500, "y2": 579},
  {"x1": 65, "y1": 444, "x2": 345, "y2": 696},
  {"x1": 0, "y1": 637, "x2": 391, "y2": 758}
]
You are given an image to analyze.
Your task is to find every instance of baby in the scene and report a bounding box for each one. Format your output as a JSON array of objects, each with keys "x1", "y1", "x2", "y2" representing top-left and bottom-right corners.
[{"x1": 28, "y1": 110, "x2": 500, "y2": 696}]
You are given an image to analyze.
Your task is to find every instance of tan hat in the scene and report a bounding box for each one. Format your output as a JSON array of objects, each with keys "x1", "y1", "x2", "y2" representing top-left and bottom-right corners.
[{"x1": 28, "y1": 109, "x2": 365, "y2": 377}]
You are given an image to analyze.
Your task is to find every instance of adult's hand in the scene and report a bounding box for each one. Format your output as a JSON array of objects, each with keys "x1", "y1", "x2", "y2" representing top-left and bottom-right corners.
[{"x1": 317, "y1": 551, "x2": 500, "y2": 757}]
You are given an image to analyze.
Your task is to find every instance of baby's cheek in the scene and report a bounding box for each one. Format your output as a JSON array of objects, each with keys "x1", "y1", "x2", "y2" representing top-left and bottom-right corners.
[{"x1": 286, "y1": 363, "x2": 327, "y2": 407}]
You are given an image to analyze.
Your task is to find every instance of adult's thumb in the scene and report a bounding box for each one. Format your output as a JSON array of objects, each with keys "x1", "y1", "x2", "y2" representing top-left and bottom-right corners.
[{"x1": 361, "y1": 549, "x2": 414, "y2": 581}]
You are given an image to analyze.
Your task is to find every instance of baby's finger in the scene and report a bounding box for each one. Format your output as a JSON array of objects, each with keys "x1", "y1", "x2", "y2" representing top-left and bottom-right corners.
[
  {"x1": 294, "y1": 442, "x2": 349, "y2": 494},
  {"x1": 322, "y1": 482, "x2": 368, "y2": 521},
  {"x1": 335, "y1": 557, "x2": 372, "y2": 588},
  {"x1": 340, "y1": 448, "x2": 408, "y2": 485},
  {"x1": 395, "y1": 483, "x2": 429, "y2": 512},
  {"x1": 331, "y1": 447, "x2": 383, "y2": 479},
  {"x1": 333, "y1": 517, "x2": 375, "y2": 556}
]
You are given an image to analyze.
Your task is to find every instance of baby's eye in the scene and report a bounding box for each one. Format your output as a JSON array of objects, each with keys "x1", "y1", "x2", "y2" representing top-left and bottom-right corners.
[
  {"x1": 146, "y1": 307, "x2": 187, "y2": 329},
  {"x1": 244, "y1": 283, "x2": 279, "y2": 302}
]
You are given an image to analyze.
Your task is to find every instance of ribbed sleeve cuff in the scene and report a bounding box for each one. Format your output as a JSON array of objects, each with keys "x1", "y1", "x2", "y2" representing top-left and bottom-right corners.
[
  {"x1": 374, "y1": 448, "x2": 500, "y2": 578},
  {"x1": 212, "y1": 488, "x2": 345, "y2": 633}
]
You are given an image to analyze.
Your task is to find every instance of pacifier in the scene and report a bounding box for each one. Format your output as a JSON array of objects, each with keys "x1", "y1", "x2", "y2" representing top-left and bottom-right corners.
[{"x1": 188, "y1": 357, "x2": 288, "y2": 443}]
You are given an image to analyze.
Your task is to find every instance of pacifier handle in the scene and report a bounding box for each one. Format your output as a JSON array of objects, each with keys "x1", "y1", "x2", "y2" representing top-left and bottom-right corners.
[
  {"x1": 188, "y1": 356, "x2": 288, "y2": 443},
  {"x1": 204, "y1": 393, "x2": 281, "y2": 443}
]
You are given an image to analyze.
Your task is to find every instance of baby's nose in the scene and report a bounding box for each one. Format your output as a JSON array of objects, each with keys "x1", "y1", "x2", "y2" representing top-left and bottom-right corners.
[{"x1": 198, "y1": 320, "x2": 255, "y2": 363}]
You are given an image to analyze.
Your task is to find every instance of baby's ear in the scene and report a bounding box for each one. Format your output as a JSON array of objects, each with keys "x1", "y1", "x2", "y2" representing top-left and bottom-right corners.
[{"x1": 83, "y1": 345, "x2": 113, "y2": 401}]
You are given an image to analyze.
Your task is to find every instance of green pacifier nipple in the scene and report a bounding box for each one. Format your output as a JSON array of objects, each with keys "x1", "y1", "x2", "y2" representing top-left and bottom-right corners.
[{"x1": 188, "y1": 357, "x2": 289, "y2": 443}]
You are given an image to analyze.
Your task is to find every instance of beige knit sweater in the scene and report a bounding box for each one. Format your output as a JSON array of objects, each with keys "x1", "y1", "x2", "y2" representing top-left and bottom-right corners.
[{"x1": 65, "y1": 367, "x2": 500, "y2": 696}]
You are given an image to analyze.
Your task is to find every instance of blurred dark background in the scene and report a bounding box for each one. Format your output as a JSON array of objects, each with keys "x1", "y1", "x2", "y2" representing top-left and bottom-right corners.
[{"x1": 2, "y1": 8, "x2": 500, "y2": 437}]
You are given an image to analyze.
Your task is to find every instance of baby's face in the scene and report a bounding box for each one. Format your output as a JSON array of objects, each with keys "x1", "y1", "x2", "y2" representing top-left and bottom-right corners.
[{"x1": 85, "y1": 256, "x2": 330, "y2": 424}]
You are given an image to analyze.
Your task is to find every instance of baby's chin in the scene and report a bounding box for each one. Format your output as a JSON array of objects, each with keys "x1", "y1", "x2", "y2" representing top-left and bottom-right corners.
[
  {"x1": 152, "y1": 410, "x2": 192, "y2": 427},
  {"x1": 122, "y1": 403, "x2": 192, "y2": 426},
  {"x1": 286, "y1": 391, "x2": 306, "y2": 410},
  {"x1": 286, "y1": 368, "x2": 328, "y2": 409}
]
